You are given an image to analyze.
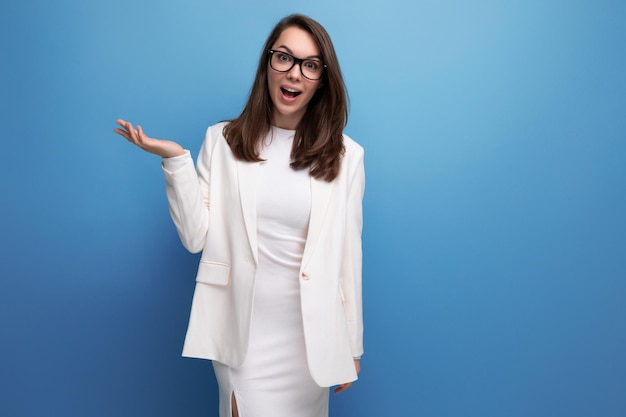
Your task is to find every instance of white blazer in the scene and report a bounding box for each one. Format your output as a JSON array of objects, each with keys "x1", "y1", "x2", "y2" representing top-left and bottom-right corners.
[{"x1": 162, "y1": 122, "x2": 364, "y2": 387}]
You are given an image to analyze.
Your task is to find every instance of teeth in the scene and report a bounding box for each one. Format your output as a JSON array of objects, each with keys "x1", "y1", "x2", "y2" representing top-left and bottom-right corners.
[{"x1": 284, "y1": 87, "x2": 299, "y2": 93}]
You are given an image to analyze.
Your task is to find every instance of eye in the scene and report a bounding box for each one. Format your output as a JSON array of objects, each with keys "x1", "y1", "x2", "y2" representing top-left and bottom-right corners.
[
  {"x1": 277, "y1": 52, "x2": 292, "y2": 63},
  {"x1": 304, "y1": 60, "x2": 320, "y2": 71}
]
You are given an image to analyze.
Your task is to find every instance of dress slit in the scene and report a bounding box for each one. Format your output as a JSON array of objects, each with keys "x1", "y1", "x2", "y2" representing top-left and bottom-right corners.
[{"x1": 231, "y1": 392, "x2": 239, "y2": 417}]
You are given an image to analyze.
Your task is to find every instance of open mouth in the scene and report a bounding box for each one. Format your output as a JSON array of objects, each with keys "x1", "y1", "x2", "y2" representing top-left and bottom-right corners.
[{"x1": 281, "y1": 87, "x2": 301, "y2": 98}]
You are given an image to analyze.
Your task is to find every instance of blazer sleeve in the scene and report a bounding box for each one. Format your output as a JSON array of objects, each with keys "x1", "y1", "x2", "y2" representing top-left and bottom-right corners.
[
  {"x1": 340, "y1": 144, "x2": 365, "y2": 358},
  {"x1": 162, "y1": 126, "x2": 216, "y2": 253}
]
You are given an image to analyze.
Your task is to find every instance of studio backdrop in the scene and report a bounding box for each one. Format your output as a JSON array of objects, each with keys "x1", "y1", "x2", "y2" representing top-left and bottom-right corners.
[{"x1": 1, "y1": 0, "x2": 625, "y2": 416}]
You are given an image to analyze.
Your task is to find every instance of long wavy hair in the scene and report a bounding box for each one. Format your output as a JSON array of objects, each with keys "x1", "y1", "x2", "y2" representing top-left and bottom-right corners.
[{"x1": 223, "y1": 14, "x2": 348, "y2": 182}]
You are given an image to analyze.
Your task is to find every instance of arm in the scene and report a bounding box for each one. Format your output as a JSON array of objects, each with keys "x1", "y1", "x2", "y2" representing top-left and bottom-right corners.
[
  {"x1": 114, "y1": 119, "x2": 211, "y2": 253},
  {"x1": 341, "y1": 147, "x2": 365, "y2": 358},
  {"x1": 335, "y1": 146, "x2": 365, "y2": 394},
  {"x1": 161, "y1": 128, "x2": 215, "y2": 253},
  {"x1": 333, "y1": 359, "x2": 361, "y2": 394}
]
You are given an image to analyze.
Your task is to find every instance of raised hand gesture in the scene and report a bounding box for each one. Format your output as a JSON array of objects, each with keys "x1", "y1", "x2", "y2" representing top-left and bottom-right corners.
[{"x1": 114, "y1": 119, "x2": 185, "y2": 158}]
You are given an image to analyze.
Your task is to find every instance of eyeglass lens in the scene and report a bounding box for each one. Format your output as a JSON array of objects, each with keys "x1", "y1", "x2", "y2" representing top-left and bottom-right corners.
[{"x1": 270, "y1": 51, "x2": 323, "y2": 80}]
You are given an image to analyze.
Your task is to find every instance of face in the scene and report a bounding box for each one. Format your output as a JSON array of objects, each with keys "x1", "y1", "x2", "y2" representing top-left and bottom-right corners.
[{"x1": 267, "y1": 26, "x2": 322, "y2": 130}]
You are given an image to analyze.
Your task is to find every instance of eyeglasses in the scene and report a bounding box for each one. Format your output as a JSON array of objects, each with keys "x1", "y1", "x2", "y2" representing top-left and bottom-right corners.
[{"x1": 268, "y1": 49, "x2": 326, "y2": 81}]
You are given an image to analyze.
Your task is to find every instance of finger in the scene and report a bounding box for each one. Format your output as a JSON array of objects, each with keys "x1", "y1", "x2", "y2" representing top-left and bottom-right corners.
[
  {"x1": 121, "y1": 120, "x2": 135, "y2": 135},
  {"x1": 126, "y1": 124, "x2": 141, "y2": 143},
  {"x1": 116, "y1": 119, "x2": 133, "y2": 133},
  {"x1": 333, "y1": 382, "x2": 352, "y2": 394},
  {"x1": 114, "y1": 121, "x2": 140, "y2": 144},
  {"x1": 136, "y1": 125, "x2": 145, "y2": 139},
  {"x1": 113, "y1": 128, "x2": 132, "y2": 140},
  {"x1": 113, "y1": 128, "x2": 126, "y2": 137},
  {"x1": 136, "y1": 125, "x2": 153, "y2": 148}
]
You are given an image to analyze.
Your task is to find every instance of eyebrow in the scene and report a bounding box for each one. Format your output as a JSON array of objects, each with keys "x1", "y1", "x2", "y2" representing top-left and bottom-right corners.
[{"x1": 275, "y1": 45, "x2": 322, "y2": 60}]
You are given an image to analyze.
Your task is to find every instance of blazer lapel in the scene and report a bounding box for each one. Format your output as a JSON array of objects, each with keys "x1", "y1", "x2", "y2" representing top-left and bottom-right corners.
[
  {"x1": 237, "y1": 160, "x2": 261, "y2": 265},
  {"x1": 302, "y1": 175, "x2": 336, "y2": 268}
]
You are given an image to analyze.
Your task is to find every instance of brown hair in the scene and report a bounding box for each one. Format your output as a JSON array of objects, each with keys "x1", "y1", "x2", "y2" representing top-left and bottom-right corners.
[{"x1": 223, "y1": 14, "x2": 348, "y2": 182}]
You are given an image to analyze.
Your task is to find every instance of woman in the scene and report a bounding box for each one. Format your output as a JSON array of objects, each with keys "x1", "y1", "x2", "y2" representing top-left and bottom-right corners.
[{"x1": 114, "y1": 14, "x2": 364, "y2": 417}]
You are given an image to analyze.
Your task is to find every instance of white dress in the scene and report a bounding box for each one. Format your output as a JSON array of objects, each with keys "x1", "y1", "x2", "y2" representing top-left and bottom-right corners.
[{"x1": 212, "y1": 126, "x2": 329, "y2": 417}]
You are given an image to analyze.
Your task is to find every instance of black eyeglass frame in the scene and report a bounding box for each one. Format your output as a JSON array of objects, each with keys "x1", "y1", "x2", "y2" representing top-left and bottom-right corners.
[{"x1": 267, "y1": 49, "x2": 327, "y2": 81}]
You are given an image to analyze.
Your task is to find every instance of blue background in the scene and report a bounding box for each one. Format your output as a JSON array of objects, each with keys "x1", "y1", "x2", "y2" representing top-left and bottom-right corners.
[{"x1": 1, "y1": 0, "x2": 625, "y2": 416}]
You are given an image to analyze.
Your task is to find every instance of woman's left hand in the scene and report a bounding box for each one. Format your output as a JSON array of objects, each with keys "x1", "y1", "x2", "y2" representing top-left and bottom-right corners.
[{"x1": 333, "y1": 359, "x2": 361, "y2": 394}]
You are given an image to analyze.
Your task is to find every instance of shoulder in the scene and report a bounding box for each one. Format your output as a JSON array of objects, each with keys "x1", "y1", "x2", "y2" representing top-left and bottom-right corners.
[
  {"x1": 342, "y1": 133, "x2": 364, "y2": 161},
  {"x1": 338, "y1": 133, "x2": 365, "y2": 182},
  {"x1": 205, "y1": 121, "x2": 230, "y2": 138},
  {"x1": 198, "y1": 122, "x2": 232, "y2": 162},
  {"x1": 201, "y1": 121, "x2": 231, "y2": 149}
]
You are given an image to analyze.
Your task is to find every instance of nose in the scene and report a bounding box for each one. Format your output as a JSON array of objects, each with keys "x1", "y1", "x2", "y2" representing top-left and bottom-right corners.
[{"x1": 287, "y1": 62, "x2": 302, "y2": 80}]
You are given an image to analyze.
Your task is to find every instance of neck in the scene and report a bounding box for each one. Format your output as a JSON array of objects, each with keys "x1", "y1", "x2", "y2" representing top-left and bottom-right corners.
[{"x1": 271, "y1": 111, "x2": 304, "y2": 130}]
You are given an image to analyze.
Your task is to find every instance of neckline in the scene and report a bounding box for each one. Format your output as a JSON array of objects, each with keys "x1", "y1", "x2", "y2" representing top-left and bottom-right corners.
[{"x1": 271, "y1": 125, "x2": 296, "y2": 136}]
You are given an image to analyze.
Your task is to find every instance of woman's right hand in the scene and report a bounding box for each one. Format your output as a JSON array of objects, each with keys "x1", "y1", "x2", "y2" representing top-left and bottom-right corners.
[{"x1": 114, "y1": 119, "x2": 186, "y2": 158}]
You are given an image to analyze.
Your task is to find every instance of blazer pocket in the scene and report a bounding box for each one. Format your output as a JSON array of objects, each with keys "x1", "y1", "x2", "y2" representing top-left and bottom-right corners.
[{"x1": 195, "y1": 260, "x2": 231, "y2": 286}]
